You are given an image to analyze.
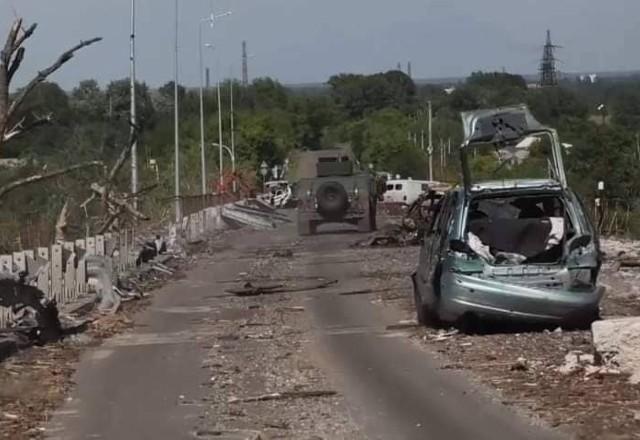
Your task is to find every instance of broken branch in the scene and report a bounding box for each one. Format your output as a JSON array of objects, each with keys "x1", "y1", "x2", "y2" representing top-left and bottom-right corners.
[
  {"x1": 7, "y1": 37, "x2": 102, "y2": 123},
  {"x1": 90, "y1": 183, "x2": 149, "y2": 221},
  {"x1": 0, "y1": 160, "x2": 103, "y2": 200}
]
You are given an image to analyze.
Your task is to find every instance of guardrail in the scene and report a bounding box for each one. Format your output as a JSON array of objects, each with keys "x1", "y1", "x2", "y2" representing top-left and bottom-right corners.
[
  {"x1": 0, "y1": 192, "x2": 243, "y2": 329},
  {"x1": 0, "y1": 230, "x2": 138, "y2": 328}
]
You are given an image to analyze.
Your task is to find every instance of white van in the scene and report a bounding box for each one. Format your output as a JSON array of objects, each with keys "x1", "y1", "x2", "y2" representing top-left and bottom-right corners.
[{"x1": 383, "y1": 179, "x2": 434, "y2": 205}]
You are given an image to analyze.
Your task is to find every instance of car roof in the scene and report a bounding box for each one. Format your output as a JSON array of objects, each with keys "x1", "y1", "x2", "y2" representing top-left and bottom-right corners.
[{"x1": 469, "y1": 178, "x2": 562, "y2": 192}]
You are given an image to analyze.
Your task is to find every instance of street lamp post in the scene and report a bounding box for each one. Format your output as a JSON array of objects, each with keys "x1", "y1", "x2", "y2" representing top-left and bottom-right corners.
[
  {"x1": 198, "y1": 22, "x2": 207, "y2": 196},
  {"x1": 230, "y1": 79, "x2": 237, "y2": 192},
  {"x1": 173, "y1": 0, "x2": 181, "y2": 224},
  {"x1": 130, "y1": 0, "x2": 138, "y2": 210},
  {"x1": 198, "y1": 9, "x2": 230, "y2": 195}
]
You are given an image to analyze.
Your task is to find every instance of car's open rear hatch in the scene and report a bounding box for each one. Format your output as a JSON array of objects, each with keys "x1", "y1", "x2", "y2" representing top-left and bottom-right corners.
[{"x1": 460, "y1": 105, "x2": 567, "y2": 190}]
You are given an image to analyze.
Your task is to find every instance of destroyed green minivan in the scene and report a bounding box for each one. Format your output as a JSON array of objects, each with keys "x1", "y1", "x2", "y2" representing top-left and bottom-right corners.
[{"x1": 412, "y1": 105, "x2": 604, "y2": 328}]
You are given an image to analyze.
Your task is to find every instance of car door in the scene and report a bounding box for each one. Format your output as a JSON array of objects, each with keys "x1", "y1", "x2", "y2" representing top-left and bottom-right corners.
[{"x1": 417, "y1": 193, "x2": 452, "y2": 304}]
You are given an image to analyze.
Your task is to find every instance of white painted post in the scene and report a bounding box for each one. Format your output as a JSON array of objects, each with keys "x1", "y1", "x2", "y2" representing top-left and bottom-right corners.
[
  {"x1": 0, "y1": 255, "x2": 13, "y2": 274},
  {"x1": 76, "y1": 256, "x2": 87, "y2": 295},
  {"x1": 37, "y1": 247, "x2": 49, "y2": 261},
  {"x1": 104, "y1": 233, "x2": 115, "y2": 258},
  {"x1": 74, "y1": 239, "x2": 86, "y2": 295},
  {"x1": 12, "y1": 252, "x2": 26, "y2": 273},
  {"x1": 189, "y1": 213, "x2": 198, "y2": 242},
  {"x1": 24, "y1": 249, "x2": 34, "y2": 260},
  {"x1": 65, "y1": 251, "x2": 76, "y2": 302},
  {"x1": 75, "y1": 239, "x2": 86, "y2": 251},
  {"x1": 96, "y1": 235, "x2": 105, "y2": 256},
  {"x1": 51, "y1": 245, "x2": 63, "y2": 302},
  {"x1": 0, "y1": 254, "x2": 12, "y2": 328},
  {"x1": 87, "y1": 237, "x2": 96, "y2": 256}
]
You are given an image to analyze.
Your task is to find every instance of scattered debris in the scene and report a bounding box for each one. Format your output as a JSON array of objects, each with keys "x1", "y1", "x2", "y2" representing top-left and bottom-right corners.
[
  {"x1": 0, "y1": 276, "x2": 62, "y2": 343},
  {"x1": 425, "y1": 329, "x2": 459, "y2": 342},
  {"x1": 352, "y1": 223, "x2": 419, "y2": 248},
  {"x1": 192, "y1": 429, "x2": 263, "y2": 440},
  {"x1": 510, "y1": 357, "x2": 529, "y2": 372},
  {"x1": 228, "y1": 390, "x2": 338, "y2": 404},
  {"x1": 556, "y1": 351, "x2": 595, "y2": 376},
  {"x1": 226, "y1": 279, "x2": 338, "y2": 297},
  {"x1": 227, "y1": 283, "x2": 285, "y2": 297},
  {"x1": 272, "y1": 249, "x2": 294, "y2": 258}
]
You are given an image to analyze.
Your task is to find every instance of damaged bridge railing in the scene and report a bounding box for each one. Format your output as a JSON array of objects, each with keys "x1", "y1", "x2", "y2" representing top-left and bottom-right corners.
[
  {"x1": 0, "y1": 192, "x2": 289, "y2": 334},
  {"x1": 0, "y1": 230, "x2": 138, "y2": 329}
]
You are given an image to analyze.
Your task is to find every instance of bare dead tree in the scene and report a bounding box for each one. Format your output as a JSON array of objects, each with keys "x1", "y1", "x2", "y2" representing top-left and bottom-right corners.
[{"x1": 0, "y1": 18, "x2": 101, "y2": 146}]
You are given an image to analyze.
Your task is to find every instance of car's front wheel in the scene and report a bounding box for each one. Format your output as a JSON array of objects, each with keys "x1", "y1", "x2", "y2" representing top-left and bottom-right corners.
[{"x1": 411, "y1": 273, "x2": 439, "y2": 326}]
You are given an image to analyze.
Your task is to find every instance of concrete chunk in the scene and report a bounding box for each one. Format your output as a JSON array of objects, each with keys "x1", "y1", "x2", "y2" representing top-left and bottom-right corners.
[{"x1": 592, "y1": 317, "x2": 640, "y2": 383}]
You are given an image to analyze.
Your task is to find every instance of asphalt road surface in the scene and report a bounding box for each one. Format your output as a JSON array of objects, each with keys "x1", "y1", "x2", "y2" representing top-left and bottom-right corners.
[{"x1": 46, "y1": 219, "x2": 563, "y2": 440}]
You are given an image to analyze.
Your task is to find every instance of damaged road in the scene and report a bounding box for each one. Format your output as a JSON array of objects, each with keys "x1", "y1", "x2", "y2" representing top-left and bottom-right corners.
[{"x1": 4, "y1": 213, "x2": 639, "y2": 439}]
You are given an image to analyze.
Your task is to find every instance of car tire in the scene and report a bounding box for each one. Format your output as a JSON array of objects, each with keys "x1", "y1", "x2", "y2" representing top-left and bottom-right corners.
[{"x1": 412, "y1": 273, "x2": 438, "y2": 326}]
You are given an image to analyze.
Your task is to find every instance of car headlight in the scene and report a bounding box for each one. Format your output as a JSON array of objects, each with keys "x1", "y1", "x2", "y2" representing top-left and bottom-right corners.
[
  {"x1": 306, "y1": 189, "x2": 312, "y2": 200},
  {"x1": 353, "y1": 187, "x2": 360, "y2": 198}
]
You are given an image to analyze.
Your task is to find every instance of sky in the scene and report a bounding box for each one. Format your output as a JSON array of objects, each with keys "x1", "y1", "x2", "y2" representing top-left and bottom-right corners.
[{"x1": 1, "y1": 0, "x2": 639, "y2": 90}]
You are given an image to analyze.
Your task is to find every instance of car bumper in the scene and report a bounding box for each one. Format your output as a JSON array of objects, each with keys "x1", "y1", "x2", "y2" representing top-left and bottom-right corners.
[{"x1": 438, "y1": 272, "x2": 604, "y2": 324}]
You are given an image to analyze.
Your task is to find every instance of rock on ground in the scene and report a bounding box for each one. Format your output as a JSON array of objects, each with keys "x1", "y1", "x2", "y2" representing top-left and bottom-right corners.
[{"x1": 592, "y1": 317, "x2": 640, "y2": 383}]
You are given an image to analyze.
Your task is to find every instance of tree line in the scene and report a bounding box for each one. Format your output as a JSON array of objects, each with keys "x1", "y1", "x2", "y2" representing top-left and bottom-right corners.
[{"x1": 4, "y1": 64, "x2": 640, "y2": 240}]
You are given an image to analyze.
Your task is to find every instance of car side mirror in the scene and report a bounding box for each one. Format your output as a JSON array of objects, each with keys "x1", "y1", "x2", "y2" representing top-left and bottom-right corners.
[
  {"x1": 450, "y1": 239, "x2": 473, "y2": 254},
  {"x1": 567, "y1": 234, "x2": 592, "y2": 253}
]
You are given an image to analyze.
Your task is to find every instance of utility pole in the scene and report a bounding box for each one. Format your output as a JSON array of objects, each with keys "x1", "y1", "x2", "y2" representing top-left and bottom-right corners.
[
  {"x1": 428, "y1": 100, "x2": 433, "y2": 181},
  {"x1": 198, "y1": 22, "x2": 207, "y2": 195},
  {"x1": 130, "y1": 0, "x2": 138, "y2": 209},
  {"x1": 230, "y1": 79, "x2": 237, "y2": 192},
  {"x1": 173, "y1": 0, "x2": 181, "y2": 223},
  {"x1": 218, "y1": 81, "x2": 224, "y2": 190}
]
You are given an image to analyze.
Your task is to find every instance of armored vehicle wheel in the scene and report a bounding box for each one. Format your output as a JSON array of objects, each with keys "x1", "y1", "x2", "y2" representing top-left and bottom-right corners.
[{"x1": 317, "y1": 181, "x2": 349, "y2": 216}]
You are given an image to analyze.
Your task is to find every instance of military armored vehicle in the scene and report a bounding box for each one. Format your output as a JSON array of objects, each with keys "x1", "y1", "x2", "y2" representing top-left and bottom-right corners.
[{"x1": 296, "y1": 150, "x2": 380, "y2": 235}]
